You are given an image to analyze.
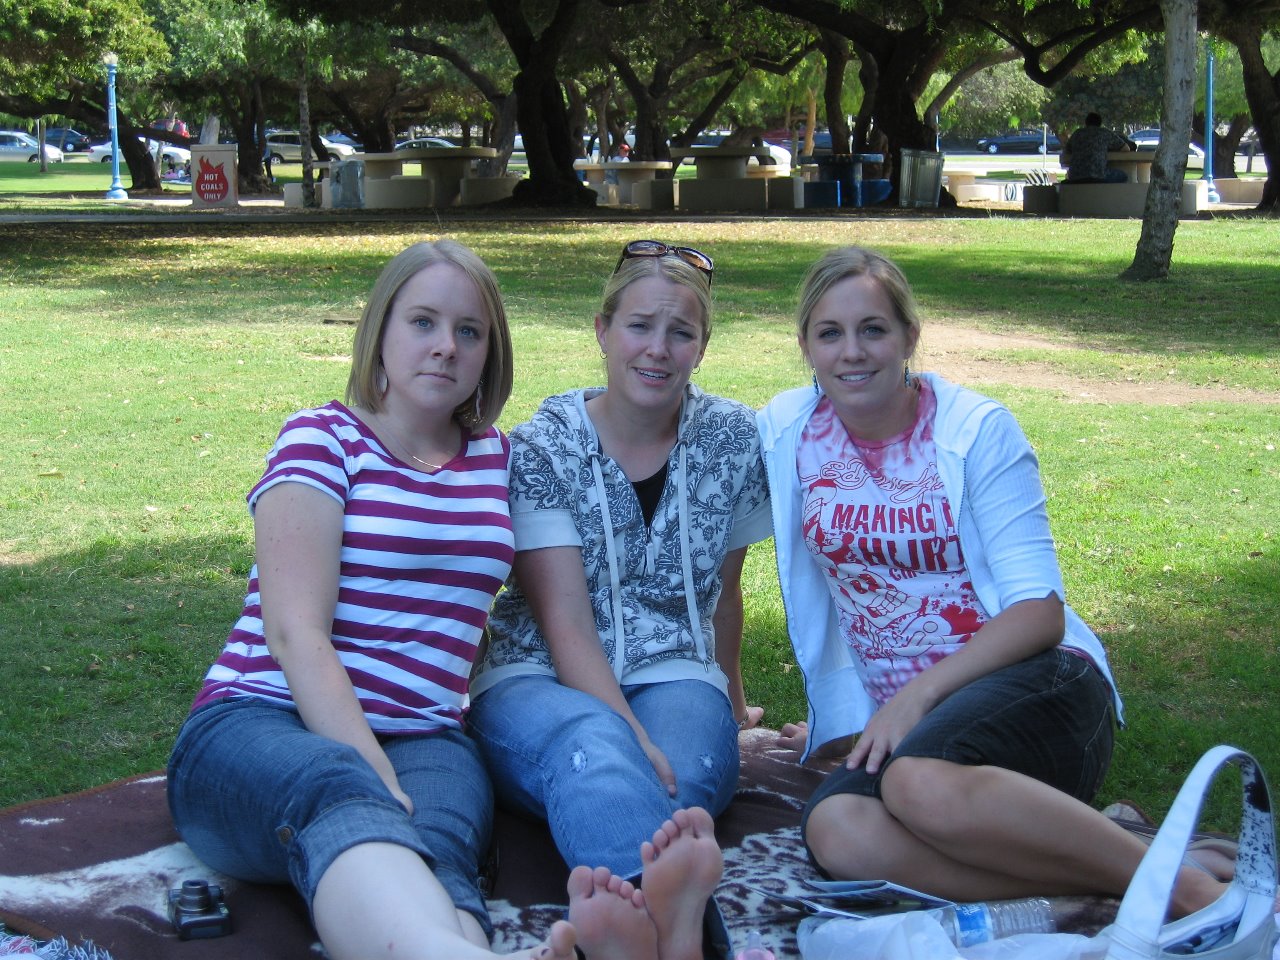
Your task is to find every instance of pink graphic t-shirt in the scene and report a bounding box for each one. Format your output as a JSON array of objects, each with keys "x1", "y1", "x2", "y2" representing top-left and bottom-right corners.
[{"x1": 797, "y1": 382, "x2": 990, "y2": 704}]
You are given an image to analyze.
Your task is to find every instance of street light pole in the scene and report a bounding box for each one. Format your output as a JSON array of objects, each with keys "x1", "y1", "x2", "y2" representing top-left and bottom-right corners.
[
  {"x1": 103, "y1": 53, "x2": 128, "y2": 200},
  {"x1": 1202, "y1": 37, "x2": 1219, "y2": 203}
]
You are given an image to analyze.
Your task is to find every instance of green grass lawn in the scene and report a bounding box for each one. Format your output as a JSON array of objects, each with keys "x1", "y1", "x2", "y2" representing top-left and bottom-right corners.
[{"x1": 1, "y1": 216, "x2": 1277, "y2": 832}]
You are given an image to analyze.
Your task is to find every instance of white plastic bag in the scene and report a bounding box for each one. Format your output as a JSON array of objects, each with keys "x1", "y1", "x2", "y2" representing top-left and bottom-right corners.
[{"x1": 797, "y1": 913, "x2": 1109, "y2": 960}]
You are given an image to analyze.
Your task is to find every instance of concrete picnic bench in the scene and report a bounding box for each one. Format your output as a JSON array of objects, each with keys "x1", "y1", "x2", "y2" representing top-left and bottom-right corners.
[
  {"x1": 573, "y1": 159, "x2": 672, "y2": 205},
  {"x1": 359, "y1": 146, "x2": 498, "y2": 208}
]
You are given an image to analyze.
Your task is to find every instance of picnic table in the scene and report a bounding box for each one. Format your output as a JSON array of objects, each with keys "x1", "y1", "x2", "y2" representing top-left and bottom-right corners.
[
  {"x1": 669, "y1": 145, "x2": 775, "y2": 179},
  {"x1": 359, "y1": 146, "x2": 498, "y2": 206},
  {"x1": 573, "y1": 159, "x2": 672, "y2": 204},
  {"x1": 1060, "y1": 150, "x2": 1155, "y2": 183}
]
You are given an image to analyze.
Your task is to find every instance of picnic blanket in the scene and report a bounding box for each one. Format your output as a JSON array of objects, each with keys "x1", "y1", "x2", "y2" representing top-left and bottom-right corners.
[{"x1": 0, "y1": 728, "x2": 1121, "y2": 959}]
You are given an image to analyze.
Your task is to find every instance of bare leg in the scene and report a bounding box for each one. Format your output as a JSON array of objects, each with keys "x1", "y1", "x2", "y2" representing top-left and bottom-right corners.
[
  {"x1": 567, "y1": 865, "x2": 659, "y2": 960},
  {"x1": 807, "y1": 759, "x2": 1226, "y2": 918},
  {"x1": 640, "y1": 807, "x2": 723, "y2": 960},
  {"x1": 312, "y1": 841, "x2": 579, "y2": 960}
]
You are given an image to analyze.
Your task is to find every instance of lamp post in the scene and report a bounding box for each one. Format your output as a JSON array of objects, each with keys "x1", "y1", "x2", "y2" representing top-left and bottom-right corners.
[
  {"x1": 1202, "y1": 37, "x2": 1219, "y2": 203},
  {"x1": 102, "y1": 53, "x2": 128, "y2": 200}
]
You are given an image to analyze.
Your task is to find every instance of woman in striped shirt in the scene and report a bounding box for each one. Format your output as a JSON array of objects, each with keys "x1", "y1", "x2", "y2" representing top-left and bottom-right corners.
[{"x1": 167, "y1": 241, "x2": 648, "y2": 960}]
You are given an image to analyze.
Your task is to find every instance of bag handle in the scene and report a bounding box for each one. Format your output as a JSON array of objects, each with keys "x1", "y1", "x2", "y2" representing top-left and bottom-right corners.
[{"x1": 1106, "y1": 745, "x2": 1276, "y2": 959}]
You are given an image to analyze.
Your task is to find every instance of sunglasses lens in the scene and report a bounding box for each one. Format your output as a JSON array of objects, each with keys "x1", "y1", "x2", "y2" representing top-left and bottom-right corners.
[
  {"x1": 675, "y1": 247, "x2": 714, "y2": 274},
  {"x1": 625, "y1": 240, "x2": 669, "y2": 258}
]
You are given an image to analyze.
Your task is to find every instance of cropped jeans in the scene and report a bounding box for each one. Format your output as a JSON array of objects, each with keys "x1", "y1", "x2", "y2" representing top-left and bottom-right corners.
[
  {"x1": 468, "y1": 676, "x2": 740, "y2": 878},
  {"x1": 167, "y1": 696, "x2": 494, "y2": 934}
]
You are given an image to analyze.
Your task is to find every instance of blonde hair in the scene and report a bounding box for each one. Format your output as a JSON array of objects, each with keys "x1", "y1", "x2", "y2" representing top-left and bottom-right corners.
[
  {"x1": 796, "y1": 246, "x2": 922, "y2": 353},
  {"x1": 599, "y1": 254, "x2": 713, "y2": 344},
  {"x1": 346, "y1": 240, "x2": 513, "y2": 432}
]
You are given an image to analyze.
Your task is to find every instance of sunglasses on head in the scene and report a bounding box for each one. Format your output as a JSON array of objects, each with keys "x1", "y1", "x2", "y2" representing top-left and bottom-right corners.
[{"x1": 614, "y1": 240, "x2": 714, "y2": 286}]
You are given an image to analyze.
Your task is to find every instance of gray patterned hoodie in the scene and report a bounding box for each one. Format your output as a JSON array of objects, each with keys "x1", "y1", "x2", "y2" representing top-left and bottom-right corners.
[{"x1": 471, "y1": 384, "x2": 772, "y2": 698}]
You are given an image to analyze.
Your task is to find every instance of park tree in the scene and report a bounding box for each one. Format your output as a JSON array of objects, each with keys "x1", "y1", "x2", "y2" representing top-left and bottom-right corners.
[
  {"x1": 153, "y1": 0, "x2": 307, "y2": 191},
  {"x1": 1201, "y1": 1, "x2": 1280, "y2": 210},
  {"x1": 597, "y1": 0, "x2": 813, "y2": 161},
  {"x1": 1124, "y1": 0, "x2": 1198, "y2": 280},
  {"x1": 0, "y1": 0, "x2": 171, "y2": 187},
  {"x1": 276, "y1": 0, "x2": 596, "y2": 204}
]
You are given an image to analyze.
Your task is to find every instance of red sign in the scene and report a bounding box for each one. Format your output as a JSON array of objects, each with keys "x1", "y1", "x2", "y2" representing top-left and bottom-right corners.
[{"x1": 196, "y1": 156, "x2": 229, "y2": 202}]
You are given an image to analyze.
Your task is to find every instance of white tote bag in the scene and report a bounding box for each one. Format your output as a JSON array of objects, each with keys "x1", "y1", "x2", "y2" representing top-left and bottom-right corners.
[{"x1": 1105, "y1": 744, "x2": 1278, "y2": 960}]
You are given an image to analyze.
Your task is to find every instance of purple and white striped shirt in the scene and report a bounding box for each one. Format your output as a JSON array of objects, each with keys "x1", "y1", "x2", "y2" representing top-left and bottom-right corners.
[{"x1": 192, "y1": 401, "x2": 513, "y2": 735}]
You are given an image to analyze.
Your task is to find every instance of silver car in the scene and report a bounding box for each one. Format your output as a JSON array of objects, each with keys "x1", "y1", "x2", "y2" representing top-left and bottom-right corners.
[
  {"x1": 0, "y1": 130, "x2": 64, "y2": 163},
  {"x1": 265, "y1": 131, "x2": 357, "y2": 163}
]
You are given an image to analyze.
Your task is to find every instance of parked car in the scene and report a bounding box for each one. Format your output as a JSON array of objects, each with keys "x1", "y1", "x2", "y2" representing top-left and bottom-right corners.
[
  {"x1": 1129, "y1": 129, "x2": 1204, "y2": 162},
  {"x1": 977, "y1": 130, "x2": 1061, "y2": 154},
  {"x1": 264, "y1": 131, "x2": 357, "y2": 163},
  {"x1": 1130, "y1": 128, "x2": 1204, "y2": 156},
  {"x1": 324, "y1": 132, "x2": 363, "y2": 151},
  {"x1": 0, "y1": 130, "x2": 63, "y2": 163},
  {"x1": 395, "y1": 137, "x2": 456, "y2": 151},
  {"x1": 88, "y1": 139, "x2": 191, "y2": 170},
  {"x1": 44, "y1": 127, "x2": 93, "y2": 152}
]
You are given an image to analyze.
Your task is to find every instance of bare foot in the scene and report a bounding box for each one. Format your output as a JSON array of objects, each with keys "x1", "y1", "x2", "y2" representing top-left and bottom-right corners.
[
  {"x1": 640, "y1": 807, "x2": 723, "y2": 960},
  {"x1": 524, "y1": 918, "x2": 578, "y2": 960},
  {"x1": 567, "y1": 865, "x2": 659, "y2": 960}
]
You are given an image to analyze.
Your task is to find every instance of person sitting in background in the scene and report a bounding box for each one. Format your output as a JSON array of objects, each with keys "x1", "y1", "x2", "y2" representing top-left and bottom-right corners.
[{"x1": 1061, "y1": 113, "x2": 1135, "y2": 183}]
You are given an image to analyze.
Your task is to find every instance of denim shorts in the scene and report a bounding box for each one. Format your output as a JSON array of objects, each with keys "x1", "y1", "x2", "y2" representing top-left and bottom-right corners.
[
  {"x1": 802, "y1": 648, "x2": 1115, "y2": 834},
  {"x1": 167, "y1": 697, "x2": 494, "y2": 934}
]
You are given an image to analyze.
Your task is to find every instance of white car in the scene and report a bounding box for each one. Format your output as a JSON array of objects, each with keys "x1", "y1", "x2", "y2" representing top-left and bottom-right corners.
[
  {"x1": 89, "y1": 139, "x2": 191, "y2": 170},
  {"x1": 1129, "y1": 129, "x2": 1205, "y2": 164},
  {"x1": 747, "y1": 142, "x2": 792, "y2": 173},
  {"x1": 0, "y1": 130, "x2": 63, "y2": 162},
  {"x1": 265, "y1": 131, "x2": 357, "y2": 162}
]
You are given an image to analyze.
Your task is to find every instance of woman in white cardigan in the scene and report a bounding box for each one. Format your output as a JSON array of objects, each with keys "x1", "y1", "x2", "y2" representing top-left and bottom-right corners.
[{"x1": 757, "y1": 246, "x2": 1228, "y2": 917}]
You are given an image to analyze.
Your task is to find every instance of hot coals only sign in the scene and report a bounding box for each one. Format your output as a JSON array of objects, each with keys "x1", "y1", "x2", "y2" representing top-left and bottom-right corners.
[{"x1": 190, "y1": 146, "x2": 239, "y2": 208}]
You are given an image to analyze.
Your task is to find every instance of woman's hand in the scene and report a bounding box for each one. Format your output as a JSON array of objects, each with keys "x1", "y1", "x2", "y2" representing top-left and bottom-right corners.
[
  {"x1": 638, "y1": 733, "x2": 677, "y2": 796},
  {"x1": 384, "y1": 776, "x2": 415, "y2": 816},
  {"x1": 740, "y1": 705, "x2": 765, "y2": 730},
  {"x1": 845, "y1": 690, "x2": 929, "y2": 774}
]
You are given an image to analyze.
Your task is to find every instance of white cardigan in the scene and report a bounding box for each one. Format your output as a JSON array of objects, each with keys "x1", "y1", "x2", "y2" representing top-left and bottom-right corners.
[{"x1": 757, "y1": 374, "x2": 1123, "y2": 762}]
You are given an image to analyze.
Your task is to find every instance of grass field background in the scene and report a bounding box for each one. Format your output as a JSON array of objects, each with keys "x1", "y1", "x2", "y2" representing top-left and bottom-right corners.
[{"x1": 1, "y1": 214, "x2": 1276, "y2": 831}]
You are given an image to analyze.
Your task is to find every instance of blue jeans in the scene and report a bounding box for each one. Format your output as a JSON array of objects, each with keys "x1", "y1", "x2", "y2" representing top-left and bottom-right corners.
[
  {"x1": 468, "y1": 676, "x2": 739, "y2": 877},
  {"x1": 167, "y1": 697, "x2": 494, "y2": 934}
]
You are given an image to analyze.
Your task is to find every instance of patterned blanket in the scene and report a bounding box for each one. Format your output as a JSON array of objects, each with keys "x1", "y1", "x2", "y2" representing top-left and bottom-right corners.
[{"x1": 0, "y1": 729, "x2": 1120, "y2": 959}]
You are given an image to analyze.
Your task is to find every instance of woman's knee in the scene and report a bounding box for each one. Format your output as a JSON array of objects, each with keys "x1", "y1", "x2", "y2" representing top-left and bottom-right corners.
[
  {"x1": 804, "y1": 793, "x2": 886, "y2": 879},
  {"x1": 880, "y1": 757, "x2": 997, "y2": 839}
]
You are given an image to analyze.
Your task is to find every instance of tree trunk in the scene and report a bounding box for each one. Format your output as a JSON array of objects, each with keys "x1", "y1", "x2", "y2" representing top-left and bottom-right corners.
[
  {"x1": 819, "y1": 30, "x2": 851, "y2": 154},
  {"x1": 510, "y1": 64, "x2": 596, "y2": 206},
  {"x1": 1122, "y1": 0, "x2": 1196, "y2": 282},
  {"x1": 489, "y1": 0, "x2": 595, "y2": 207},
  {"x1": 299, "y1": 52, "x2": 316, "y2": 207},
  {"x1": 1216, "y1": 17, "x2": 1280, "y2": 214},
  {"x1": 119, "y1": 117, "x2": 161, "y2": 190}
]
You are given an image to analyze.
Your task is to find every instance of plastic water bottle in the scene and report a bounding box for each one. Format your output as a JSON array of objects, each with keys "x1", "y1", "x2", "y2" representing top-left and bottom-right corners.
[
  {"x1": 928, "y1": 897, "x2": 1055, "y2": 948},
  {"x1": 734, "y1": 929, "x2": 776, "y2": 960}
]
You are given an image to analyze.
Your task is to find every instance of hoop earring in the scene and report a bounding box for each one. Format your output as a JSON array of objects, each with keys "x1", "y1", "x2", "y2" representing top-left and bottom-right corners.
[{"x1": 600, "y1": 350, "x2": 607, "y2": 359}]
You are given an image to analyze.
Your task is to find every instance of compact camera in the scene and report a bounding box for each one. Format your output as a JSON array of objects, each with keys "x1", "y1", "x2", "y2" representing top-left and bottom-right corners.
[{"x1": 167, "y1": 878, "x2": 232, "y2": 940}]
